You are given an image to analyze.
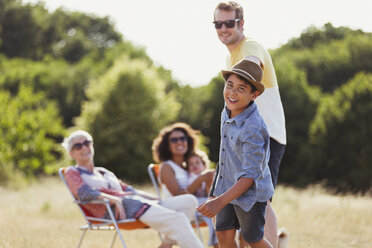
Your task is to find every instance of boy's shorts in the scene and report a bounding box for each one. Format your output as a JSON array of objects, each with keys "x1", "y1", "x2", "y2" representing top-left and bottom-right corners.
[{"x1": 215, "y1": 201, "x2": 267, "y2": 243}]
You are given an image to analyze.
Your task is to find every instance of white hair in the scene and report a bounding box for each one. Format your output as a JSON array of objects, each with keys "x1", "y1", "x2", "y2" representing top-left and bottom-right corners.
[{"x1": 61, "y1": 130, "x2": 93, "y2": 153}]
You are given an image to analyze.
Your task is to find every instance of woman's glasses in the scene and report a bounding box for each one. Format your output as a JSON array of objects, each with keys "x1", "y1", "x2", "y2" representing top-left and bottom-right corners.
[
  {"x1": 72, "y1": 140, "x2": 92, "y2": 150},
  {"x1": 169, "y1": 136, "x2": 187, "y2": 144},
  {"x1": 213, "y1": 19, "x2": 240, "y2": 29}
]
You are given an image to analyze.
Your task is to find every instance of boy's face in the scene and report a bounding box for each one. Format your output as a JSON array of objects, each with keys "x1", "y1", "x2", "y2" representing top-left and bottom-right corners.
[
  {"x1": 188, "y1": 156, "x2": 206, "y2": 174},
  {"x1": 224, "y1": 74, "x2": 259, "y2": 118}
]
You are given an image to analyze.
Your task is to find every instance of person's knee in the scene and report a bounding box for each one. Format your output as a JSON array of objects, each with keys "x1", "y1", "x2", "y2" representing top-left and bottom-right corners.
[
  {"x1": 178, "y1": 194, "x2": 198, "y2": 219},
  {"x1": 183, "y1": 194, "x2": 198, "y2": 208},
  {"x1": 216, "y1": 230, "x2": 235, "y2": 245},
  {"x1": 248, "y1": 238, "x2": 273, "y2": 248}
]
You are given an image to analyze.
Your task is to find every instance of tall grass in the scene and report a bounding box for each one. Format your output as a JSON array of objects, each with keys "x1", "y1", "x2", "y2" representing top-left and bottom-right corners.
[{"x1": 0, "y1": 177, "x2": 371, "y2": 248}]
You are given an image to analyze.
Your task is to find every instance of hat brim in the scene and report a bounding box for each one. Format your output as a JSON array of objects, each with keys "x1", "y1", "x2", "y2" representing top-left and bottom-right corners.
[{"x1": 221, "y1": 69, "x2": 265, "y2": 94}]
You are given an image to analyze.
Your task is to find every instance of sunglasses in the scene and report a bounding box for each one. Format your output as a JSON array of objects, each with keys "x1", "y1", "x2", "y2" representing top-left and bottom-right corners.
[
  {"x1": 72, "y1": 140, "x2": 92, "y2": 150},
  {"x1": 169, "y1": 136, "x2": 187, "y2": 144},
  {"x1": 213, "y1": 19, "x2": 240, "y2": 29}
]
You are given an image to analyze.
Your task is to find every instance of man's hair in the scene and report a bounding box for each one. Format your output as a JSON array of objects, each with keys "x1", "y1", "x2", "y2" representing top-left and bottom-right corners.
[{"x1": 215, "y1": 1, "x2": 244, "y2": 20}]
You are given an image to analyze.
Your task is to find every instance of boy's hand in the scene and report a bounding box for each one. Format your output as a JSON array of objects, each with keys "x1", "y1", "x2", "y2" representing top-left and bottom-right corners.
[{"x1": 196, "y1": 197, "x2": 224, "y2": 218}]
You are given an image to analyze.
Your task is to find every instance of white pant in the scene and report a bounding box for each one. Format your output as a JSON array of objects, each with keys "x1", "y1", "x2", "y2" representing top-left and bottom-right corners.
[{"x1": 139, "y1": 194, "x2": 204, "y2": 248}]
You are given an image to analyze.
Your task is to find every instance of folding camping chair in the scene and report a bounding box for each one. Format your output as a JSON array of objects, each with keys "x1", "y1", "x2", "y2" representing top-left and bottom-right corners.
[
  {"x1": 147, "y1": 163, "x2": 207, "y2": 241},
  {"x1": 59, "y1": 167, "x2": 150, "y2": 248}
]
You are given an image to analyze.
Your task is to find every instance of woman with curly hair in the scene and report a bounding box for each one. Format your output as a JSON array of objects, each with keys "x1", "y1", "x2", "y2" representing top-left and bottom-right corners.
[{"x1": 152, "y1": 123, "x2": 218, "y2": 247}]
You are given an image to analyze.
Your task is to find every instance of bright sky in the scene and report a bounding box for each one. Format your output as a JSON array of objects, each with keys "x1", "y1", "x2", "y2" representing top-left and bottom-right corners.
[{"x1": 24, "y1": 0, "x2": 372, "y2": 86}]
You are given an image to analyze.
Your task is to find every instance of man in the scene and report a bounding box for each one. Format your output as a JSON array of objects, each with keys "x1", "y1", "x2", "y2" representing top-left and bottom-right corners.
[{"x1": 213, "y1": 2, "x2": 287, "y2": 248}]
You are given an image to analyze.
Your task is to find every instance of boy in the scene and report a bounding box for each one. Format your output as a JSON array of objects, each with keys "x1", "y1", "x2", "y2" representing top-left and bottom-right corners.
[{"x1": 197, "y1": 58, "x2": 274, "y2": 248}]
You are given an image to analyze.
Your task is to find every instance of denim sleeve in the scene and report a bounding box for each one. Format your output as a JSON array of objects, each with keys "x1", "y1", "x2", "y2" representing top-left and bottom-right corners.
[
  {"x1": 235, "y1": 127, "x2": 266, "y2": 184},
  {"x1": 208, "y1": 162, "x2": 219, "y2": 197}
]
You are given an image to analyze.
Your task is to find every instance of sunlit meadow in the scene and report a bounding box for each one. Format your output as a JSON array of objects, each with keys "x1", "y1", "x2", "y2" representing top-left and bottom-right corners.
[{"x1": 1, "y1": 177, "x2": 371, "y2": 248}]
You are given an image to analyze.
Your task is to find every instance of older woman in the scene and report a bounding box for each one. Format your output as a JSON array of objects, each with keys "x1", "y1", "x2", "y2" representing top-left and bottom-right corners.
[
  {"x1": 62, "y1": 130, "x2": 203, "y2": 248},
  {"x1": 152, "y1": 123, "x2": 218, "y2": 247}
]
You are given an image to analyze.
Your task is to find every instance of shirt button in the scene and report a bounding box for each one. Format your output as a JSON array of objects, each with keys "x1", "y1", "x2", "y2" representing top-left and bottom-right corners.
[
  {"x1": 219, "y1": 176, "x2": 223, "y2": 179},
  {"x1": 222, "y1": 148, "x2": 225, "y2": 152},
  {"x1": 221, "y1": 162, "x2": 224, "y2": 166},
  {"x1": 224, "y1": 135, "x2": 226, "y2": 138}
]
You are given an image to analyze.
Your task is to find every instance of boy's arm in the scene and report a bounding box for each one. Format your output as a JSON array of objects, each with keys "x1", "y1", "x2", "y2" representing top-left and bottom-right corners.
[{"x1": 197, "y1": 177, "x2": 254, "y2": 218}]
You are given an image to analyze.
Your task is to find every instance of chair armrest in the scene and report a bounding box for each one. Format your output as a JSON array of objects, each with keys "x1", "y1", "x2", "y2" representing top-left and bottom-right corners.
[{"x1": 74, "y1": 198, "x2": 110, "y2": 205}]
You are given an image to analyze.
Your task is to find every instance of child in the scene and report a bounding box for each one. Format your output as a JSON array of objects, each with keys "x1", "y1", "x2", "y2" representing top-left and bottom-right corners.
[
  {"x1": 187, "y1": 150, "x2": 219, "y2": 248},
  {"x1": 197, "y1": 58, "x2": 274, "y2": 248},
  {"x1": 186, "y1": 150, "x2": 211, "y2": 198}
]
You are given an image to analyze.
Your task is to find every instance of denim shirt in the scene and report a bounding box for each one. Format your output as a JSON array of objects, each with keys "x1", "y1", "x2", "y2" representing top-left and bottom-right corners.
[{"x1": 213, "y1": 102, "x2": 274, "y2": 211}]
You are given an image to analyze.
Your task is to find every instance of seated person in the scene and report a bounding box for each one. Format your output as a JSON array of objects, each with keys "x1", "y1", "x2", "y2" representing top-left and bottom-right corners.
[
  {"x1": 187, "y1": 150, "x2": 218, "y2": 248},
  {"x1": 187, "y1": 150, "x2": 214, "y2": 198},
  {"x1": 62, "y1": 130, "x2": 204, "y2": 248},
  {"x1": 152, "y1": 123, "x2": 217, "y2": 247}
]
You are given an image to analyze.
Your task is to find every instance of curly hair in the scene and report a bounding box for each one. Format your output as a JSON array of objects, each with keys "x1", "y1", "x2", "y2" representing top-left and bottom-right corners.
[{"x1": 152, "y1": 122, "x2": 200, "y2": 163}]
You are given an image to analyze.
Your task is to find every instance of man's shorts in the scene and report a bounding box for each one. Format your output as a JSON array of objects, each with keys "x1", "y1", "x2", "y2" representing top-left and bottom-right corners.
[
  {"x1": 269, "y1": 138, "x2": 286, "y2": 189},
  {"x1": 215, "y1": 202, "x2": 267, "y2": 243}
]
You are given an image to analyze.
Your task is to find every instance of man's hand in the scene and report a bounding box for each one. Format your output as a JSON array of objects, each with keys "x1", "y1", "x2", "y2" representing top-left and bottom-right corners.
[{"x1": 196, "y1": 197, "x2": 224, "y2": 218}]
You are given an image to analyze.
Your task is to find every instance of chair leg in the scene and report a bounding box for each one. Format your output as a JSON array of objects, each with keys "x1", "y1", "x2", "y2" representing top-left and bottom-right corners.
[
  {"x1": 106, "y1": 205, "x2": 128, "y2": 248},
  {"x1": 77, "y1": 229, "x2": 87, "y2": 248},
  {"x1": 112, "y1": 225, "x2": 127, "y2": 248},
  {"x1": 110, "y1": 231, "x2": 117, "y2": 248},
  {"x1": 194, "y1": 213, "x2": 203, "y2": 241}
]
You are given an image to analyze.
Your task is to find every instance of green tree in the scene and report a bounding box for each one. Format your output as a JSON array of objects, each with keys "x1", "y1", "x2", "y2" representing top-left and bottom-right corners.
[
  {"x1": 0, "y1": 0, "x2": 123, "y2": 62},
  {"x1": 195, "y1": 76, "x2": 225, "y2": 163},
  {"x1": 284, "y1": 23, "x2": 364, "y2": 50},
  {"x1": 48, "y1": 8, "x2": 122, "y2": 62},
  {"x1": 0, "y1": 1, "x2": 48, "y2": 59},
  {"x1": 308, "y1": 73, "x2": 372, "y2": 192},
  {"x1": 0, "y1": 85, "x2": 64, "y2": 184},
  {"x1": 272, "y1": 57, "x2": 321, "y2": 186},
  {"x1": 0, "y1": 57, "x2": 88, "y2": 126},
  {"x1": 273, "y1": 24, "x2": 372, "y2": 92},
  {"x1": 76, "y1": 56, "x2": 180, "y2": 182},
  {"x1": 167, "y1": 75, "x2": 224, "y2": 163}
]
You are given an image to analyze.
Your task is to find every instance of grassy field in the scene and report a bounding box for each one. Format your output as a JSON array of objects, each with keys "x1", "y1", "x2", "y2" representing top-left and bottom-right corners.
[{"x1": 1, "y1": 177, "x2": 371, "y2": 248}]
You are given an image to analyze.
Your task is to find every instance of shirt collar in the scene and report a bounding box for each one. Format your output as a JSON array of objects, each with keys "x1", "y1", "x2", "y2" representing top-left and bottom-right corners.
[
  {"x1": 76, "y1": 165, "x2": 94, "y2": 175},
  {"x1": 223, "y1": 102, "x2": 257, "y2": 127}
]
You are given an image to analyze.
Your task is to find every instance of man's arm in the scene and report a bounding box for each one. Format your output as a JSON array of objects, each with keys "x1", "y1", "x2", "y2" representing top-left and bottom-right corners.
[{"x1": 197, "y1": 177, "x2": 254, "y2": 218}]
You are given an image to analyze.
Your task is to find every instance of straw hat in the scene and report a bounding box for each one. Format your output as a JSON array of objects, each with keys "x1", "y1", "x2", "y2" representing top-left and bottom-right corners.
[{"x1": 221, "y1": 58, "x2": 264, "y2": 94}]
